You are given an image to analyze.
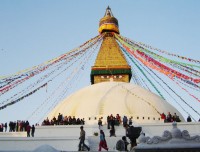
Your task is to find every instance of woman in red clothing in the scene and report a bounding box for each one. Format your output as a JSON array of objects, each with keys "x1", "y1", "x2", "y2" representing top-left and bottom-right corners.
[{"x1": 99, "y1": 130, "x2": 108, "y2": 151}]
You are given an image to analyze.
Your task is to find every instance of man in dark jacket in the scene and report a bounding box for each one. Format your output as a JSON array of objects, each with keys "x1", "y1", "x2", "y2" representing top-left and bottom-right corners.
[
  {"x1": 126, "y1": 125, "x2": 141, "y2": 149},
  {"x1": 31, "y1": 125, "x2": 35, "y2": 137},
  {"x1": 78, "y1": 126, "x2": 90, "y2": 151}
]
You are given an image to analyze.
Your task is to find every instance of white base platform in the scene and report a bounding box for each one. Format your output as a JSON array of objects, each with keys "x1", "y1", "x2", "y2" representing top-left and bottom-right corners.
[{"x1": 0, "y1": 122, "x2": 199, "y2": 151}]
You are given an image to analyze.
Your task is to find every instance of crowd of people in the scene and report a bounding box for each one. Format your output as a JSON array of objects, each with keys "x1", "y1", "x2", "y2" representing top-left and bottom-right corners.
[
  {"x1": 1, "y1": 112, "x2": 199, "y2": 151},
  {"x1": 42, "y1": 113, "x2": 85, "y2": 126},
  {"x1": 0, "y1": 120, "x2": 31, "y2": 132},
  {"x1": 97, "y1": 112, "x2": 200, "y2": 151},
  {"x1": 106, "y1": 114, "x2": 133, "y2": 137},
  {"x1": 0, "y1": 120, "x2": 35, "y2": 137},
  {"x1": 160, "y1": 112, "x2": 181, "y2": 122},
  {"x1": 96, "y1": 114, "x2": 137, "y2": 151},
  {"x1": 0, "y1": 123, "x2": 6, "y2": 132}
]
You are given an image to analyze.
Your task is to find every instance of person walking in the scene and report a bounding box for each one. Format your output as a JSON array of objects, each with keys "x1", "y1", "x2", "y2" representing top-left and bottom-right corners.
[
  {"x1": 98, "y1": 118, "x2": 103, "y2": 129},
  {"x1": 31, "y1": 125, "x2": 35, "y2": 137},
  {"x1": 128, "y1": 117, "x2": 133, "y2": 126},
  {"x1": 78, "y1": 126, "x2": 90, "y2": 151},
  {"x1": 4, "y1": 123, "x2": 7, "y2": 132},
  {"x1": 126, "y1": 125, "x2": 136, "y2": 149},
  {"x1": 123, "y1": 116, "x2": 128, "y2": 127},
  {"x1": 107, "y1": 115, "x2": 110, "y2": 129},
  {"x1": 26, "y1": 124, "x2": 31, "y2": 137},
  {"x1": 126, "y1": 124, "x2": 141, "y2": 149},
  {"x1": 109, "y1": 116, "x2": 116, "y2": 137},
  {"x1": 99, "y1": 130, "x2": 108, "y2": 151}
]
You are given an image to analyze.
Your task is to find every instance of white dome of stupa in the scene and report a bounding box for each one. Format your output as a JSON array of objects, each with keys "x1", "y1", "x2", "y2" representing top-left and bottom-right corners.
[{"x1": 47, "y1": 82, "x2": 184, "y2": 124}]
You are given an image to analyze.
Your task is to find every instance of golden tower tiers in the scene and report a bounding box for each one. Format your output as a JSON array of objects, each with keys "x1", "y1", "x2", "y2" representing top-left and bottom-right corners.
[{"x1": 91, "y1": 7, "x2": 132, "y2": 84}]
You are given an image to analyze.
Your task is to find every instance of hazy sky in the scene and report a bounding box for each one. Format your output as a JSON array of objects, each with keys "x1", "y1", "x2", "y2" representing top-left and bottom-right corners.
[{"x1": 0, "y1": 0, "x2": 200, "y2": 124}]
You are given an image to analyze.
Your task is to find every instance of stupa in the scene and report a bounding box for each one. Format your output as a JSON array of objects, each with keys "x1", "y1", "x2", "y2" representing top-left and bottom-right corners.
[
  {"x1": 47, "y1": 6, "x2": 184, "y2": 124},
  {"x1": 1, "y1": 6, "x2": 200, "y2": 152}
]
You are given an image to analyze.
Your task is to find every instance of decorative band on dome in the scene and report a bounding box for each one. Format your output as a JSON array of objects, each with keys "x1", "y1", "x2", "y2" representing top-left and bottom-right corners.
[{"x1": 99, "y1": 17, "x2": 119, "y2": 27}]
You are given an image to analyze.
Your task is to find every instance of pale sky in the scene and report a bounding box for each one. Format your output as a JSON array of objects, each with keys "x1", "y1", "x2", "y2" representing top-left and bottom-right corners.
[{"x1": 0, "y1": 0, "x2": 200, "y2": 124}]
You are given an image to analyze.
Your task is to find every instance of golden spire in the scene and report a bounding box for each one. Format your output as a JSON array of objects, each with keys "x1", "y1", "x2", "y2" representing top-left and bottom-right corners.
[{"x1": 91, "y1": 7, "x2": 132, "y2": 84}]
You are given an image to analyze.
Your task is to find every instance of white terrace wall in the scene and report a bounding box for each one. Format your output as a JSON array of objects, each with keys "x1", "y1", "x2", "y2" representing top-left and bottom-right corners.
[
  {"x1": 0, "y1": 122, "x2": 199, "y2": 152},
  {"x1": 140, "y1": 122, "x2": 200, "y2": 136}
]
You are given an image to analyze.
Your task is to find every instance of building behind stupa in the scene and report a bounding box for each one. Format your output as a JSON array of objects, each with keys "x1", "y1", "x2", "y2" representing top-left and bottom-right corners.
[{"x1": 47, "y1": 7, "x2": 185, "y2": 124}]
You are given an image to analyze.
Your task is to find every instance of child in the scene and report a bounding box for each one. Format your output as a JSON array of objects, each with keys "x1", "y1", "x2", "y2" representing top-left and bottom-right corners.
[{"x1": 122, "y1": 136, "x2": 129, "y2": 151}]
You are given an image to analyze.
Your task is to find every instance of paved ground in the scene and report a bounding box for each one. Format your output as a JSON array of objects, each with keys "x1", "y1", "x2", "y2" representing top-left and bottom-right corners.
[
  {"x1": 87, "y1": 125, "x2": 132, "y2": 151},
  {"x1": 88, "y1": 136, "x2": 122, "y2": 151}
]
